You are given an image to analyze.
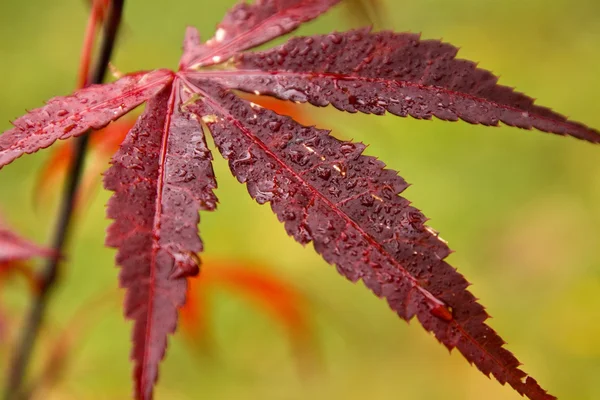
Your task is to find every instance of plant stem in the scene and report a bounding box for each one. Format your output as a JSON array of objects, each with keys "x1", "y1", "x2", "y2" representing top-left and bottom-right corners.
[{"x1": 3, "y1": 1, "x2": 125, "y2": 398}]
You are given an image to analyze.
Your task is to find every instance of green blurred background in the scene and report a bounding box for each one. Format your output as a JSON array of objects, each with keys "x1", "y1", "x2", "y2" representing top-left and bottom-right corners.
[{"x1": 1, "y1": 0, "x2": 599, "y2": 399}]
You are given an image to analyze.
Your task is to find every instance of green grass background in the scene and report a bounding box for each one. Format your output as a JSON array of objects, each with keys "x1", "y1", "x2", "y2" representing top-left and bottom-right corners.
[{"x1": 0, "y1": 0, "x2": 599, "y2": 399}]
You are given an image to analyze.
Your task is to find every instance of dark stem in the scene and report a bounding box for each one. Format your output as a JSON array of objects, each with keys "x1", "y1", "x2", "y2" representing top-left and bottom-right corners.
[{"x1": 3, "y1": 1, "x2": 125, "y2": 399}]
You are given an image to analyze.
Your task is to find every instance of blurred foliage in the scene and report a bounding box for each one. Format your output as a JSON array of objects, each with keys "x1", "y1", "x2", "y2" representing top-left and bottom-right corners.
[{"x1": 0, "y1": 0, "x2": 599, "y2": 399}]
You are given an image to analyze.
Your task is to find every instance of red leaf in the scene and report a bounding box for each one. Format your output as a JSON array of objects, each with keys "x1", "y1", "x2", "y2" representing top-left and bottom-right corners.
[
  {"x1": 180, "y1": 0, "x2": 341, "y2": 68},
  {"x1": 0, "y1": 69, "x2": 173, "y2": 169},
  {"x1": 103, "y1": 81, "x2": 217, "y2": 400},
  {"x1": 0, "y1": 217, "x2": 50, "y2": 293},
  {"x1": 0, "y1": 224, "x2": 54, "y2": 264},
  {"x1": 189, "y1": 82, "x2": 555, "y2": 400},
  {"x1": 205, "y1": 29, "x2": 599, "y2": 143},
  {"x1": 4, "y1": 2, "x2": 598, "y2": 397}
]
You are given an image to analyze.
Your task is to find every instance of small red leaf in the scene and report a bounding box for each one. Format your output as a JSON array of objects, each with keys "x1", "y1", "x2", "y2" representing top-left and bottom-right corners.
[
  {"x1": 181, "y1": 0, "x2": 342, "y2": 68},
  {"x1": 0, "y1": 69, "x2": 173, "y2": 169},
  {"x1": 104, "y1": 79, "x2": 217, "y2": 400},
  {"x1": 206, "y1": 29, "x2": 599, "y2": 143},
  {"x1": 0, "y1": 217, "x2": 51, "y2": 293},
  {"x1": 0, "y1": 224, "x2": 55, "y2": 264}
]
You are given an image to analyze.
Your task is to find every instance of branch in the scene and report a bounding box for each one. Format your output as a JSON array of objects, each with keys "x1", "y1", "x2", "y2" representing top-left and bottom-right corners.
[{"x1": 3, "y1": 1, "x2": 125, "y2": 398}]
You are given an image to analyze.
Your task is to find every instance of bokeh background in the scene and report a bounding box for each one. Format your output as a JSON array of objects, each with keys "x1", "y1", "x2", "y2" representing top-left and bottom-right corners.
[{"x1": 1, "y1": 0, "x2": 599, "y2": 399}]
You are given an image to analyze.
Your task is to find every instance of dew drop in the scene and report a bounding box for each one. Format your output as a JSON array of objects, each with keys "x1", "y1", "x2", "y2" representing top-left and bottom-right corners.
[
  {"x1": 282, "y1": 210, "x2": 296, "y2": 221},
  {"x1": 360, "y1": 194, "x2": 374, "y2": 207},
  {"x1": 169, "y1": 254, "x2": 200, "y2": 280},
  {"x1": 316, "y1": 166, "x2": 331, "y2": 180},
  {"x1": 339, "y1": 143, "x2": 355, "y2": 155},
  {"x1": 329, "y1": 33, "x2": 342, "y2": 44},
  {"x1": 340, "y1": 231, "x2": 348, "y2": 242},
  {"x1": 183, "y1": 173, "x2": 196, "y2": 183},
  {"x1": 63, "y1": 124, "x2": 76, "y2": 134},
  {"x1": 268, "y1": 120, "x2": 282, "y2": 132},
  {"x1": 345, "y1": 180, "x2": 357, "y2": 190},
  {"x1": 215, "y1": 28, "x2": 226, "y2": 42},
  {"x1": 328, "y1": 186, "x2": 341, "y2": 197},
  {"x1": 234, "y1": 8, "x2": 249, "y2": 20},
  {"x1": 281, "y1": 88, "x2": 307, "y2": 102}
]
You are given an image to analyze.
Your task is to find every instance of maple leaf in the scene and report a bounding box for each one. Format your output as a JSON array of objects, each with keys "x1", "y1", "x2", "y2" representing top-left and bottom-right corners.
[
  {"x1": 1, "y1": 1, "x2": 598, "y2": 399},
  {"x1": 103, "y1": 79, "x2": 218, "y2": 399},
  {"x1": 0, "y1": 69, "x2": 171, "y2": 167},
  {"x1": 206, "y1": 28, "x2": 600, "y2": 142},
  {"x1": 179, "y1": 0, "x2": 342, "y2": 69}
]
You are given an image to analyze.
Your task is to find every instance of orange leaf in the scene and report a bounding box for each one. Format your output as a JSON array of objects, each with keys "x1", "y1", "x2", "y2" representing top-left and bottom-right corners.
[
  {"x1": 0, "y1": 261, "x2": 39, "y2": 294},
  {"x1": 34, "y1": 117, "x2": 135, "y2": 210},
  {"x1": 237, "y1": 93, "x2": 315, "y2": 126},
  {"x1": 180, "y1": 259, "x2": 317, "y2": 370}
]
